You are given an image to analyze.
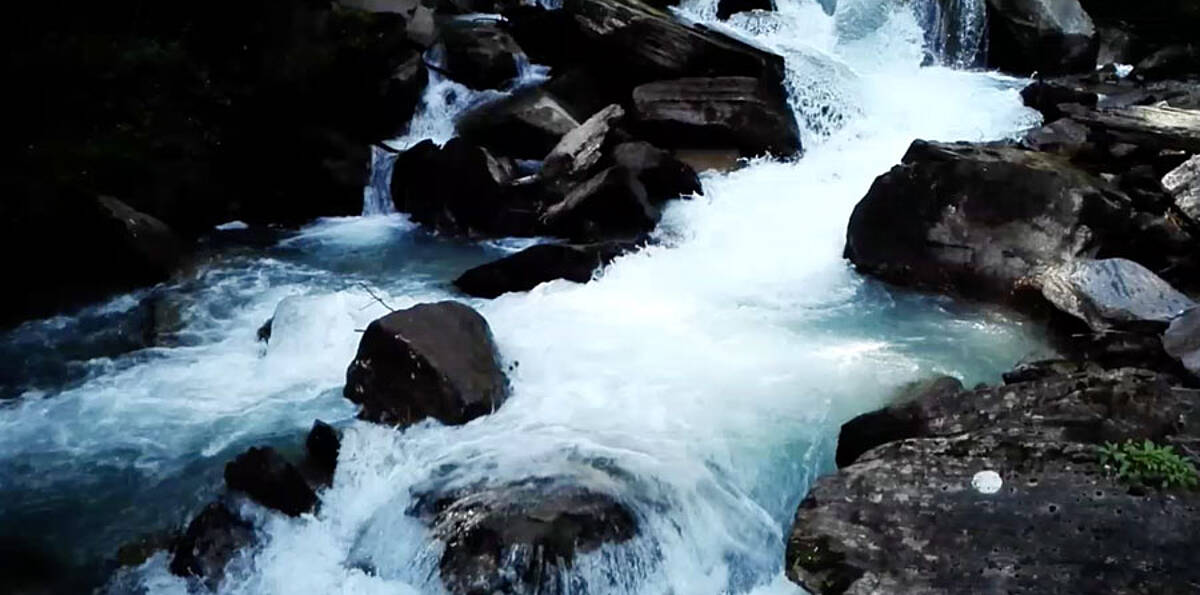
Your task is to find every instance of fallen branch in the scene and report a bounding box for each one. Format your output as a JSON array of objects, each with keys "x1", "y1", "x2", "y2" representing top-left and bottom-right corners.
[{"x1": 357, "y1": 283, "x2": 395, "y2": 312}]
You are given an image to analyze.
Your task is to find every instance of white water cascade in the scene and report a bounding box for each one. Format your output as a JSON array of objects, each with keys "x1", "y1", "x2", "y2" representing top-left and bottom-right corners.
[{"x1": 0, "y1": 0, "x2": 1047, "y2": 593}]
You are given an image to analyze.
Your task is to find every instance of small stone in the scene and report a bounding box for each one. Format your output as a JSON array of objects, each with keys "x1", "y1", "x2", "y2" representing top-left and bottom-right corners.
[{"x1": 972, "y1": 470, "x2": 1003, "y2": 495}]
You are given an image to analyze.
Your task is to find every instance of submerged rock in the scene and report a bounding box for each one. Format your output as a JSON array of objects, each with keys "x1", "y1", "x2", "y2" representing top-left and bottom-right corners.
[
  {"x1": 789, "y1": 367, "x2": 1200, "y2": 593},
  {"x1": 844, "y1": 140, "x2": 1127, "y2": 300},
  {"x1": 344, "y1": 302, "x2": 509, "y2": 427},
  {"x1": 169, "y1": 503, "x2": 255, "y2": 587},
  {"x1": 454, "y1": 241, "x2": 638, "y2": 298},
  {"x1": 1037, "y1": 258, "x2": 1194, "y2": 332},
  {"x1": 305, "y1": 420, "x2": 341, "y2": 486},
  {"x1": 224, "y1": 446, "x2": 318, "y2": 517},
  {"x1": 631, "y1": 76, "x2": 801, "y2": 157},
  {"x1": 413, "y1": 481, "x2": 637, "y2": 594},
  {"x1": 985, "y1": 0, "x2": 1098, "y2": 75}
]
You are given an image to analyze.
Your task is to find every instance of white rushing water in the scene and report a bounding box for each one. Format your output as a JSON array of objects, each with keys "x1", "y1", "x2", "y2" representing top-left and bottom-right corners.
[{"x1": 0, "y1": 0, "x2": 1046, "y2": 593}]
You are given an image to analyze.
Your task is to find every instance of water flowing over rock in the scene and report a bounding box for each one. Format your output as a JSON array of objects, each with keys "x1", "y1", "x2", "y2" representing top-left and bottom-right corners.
[
  {"x1": 985, "y1": 0, "x2": 1098, "y2": 75},
  {"x1": 344, "y1": 302, "x2": 509, "y2": 427},
  {"x1": 224, "y1": 447, "x2": 318, "y2": 517},
  {"x1": 169, "y1": 503, "x2": 255, "y2": 587},
  {"x1": 455, "y1": 241, "x2": 638, "y2": 298},
  {"x1": 844, "y1": 140, "x2": 1127, "y2": 300},
  {"x1": 412, "y1": 481, "x2": 638, "y2": 594},
  {"x1": 631, "y1": 77, "x2": 801, "y2": 157},
  {"x1": 789, "y1": 367, "x2": 1200, "y2": 594},
  {"x1": 1037, "y1": 258, "x2": 1195, "y2": 332}
]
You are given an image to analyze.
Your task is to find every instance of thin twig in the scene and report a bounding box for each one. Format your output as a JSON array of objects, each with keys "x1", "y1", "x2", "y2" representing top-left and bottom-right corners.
[{"x1": 357, "y1": 283, "x2": 395, "y2": 312}]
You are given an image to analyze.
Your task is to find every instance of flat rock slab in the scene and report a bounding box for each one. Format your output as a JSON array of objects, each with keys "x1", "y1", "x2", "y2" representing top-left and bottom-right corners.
[
  {"x1": 789, "y1": 368, "x2": 1200, "y2": 594},
  {"x1": 1163, "y1": 154, "x2": 1200, "y2": 223},
  {"x1": 1066, "y1": 104, "x2": 1200, "y2": 153},
  {"x1": 1038, "y1": 258, "x2": 1194, "y2": 332}
]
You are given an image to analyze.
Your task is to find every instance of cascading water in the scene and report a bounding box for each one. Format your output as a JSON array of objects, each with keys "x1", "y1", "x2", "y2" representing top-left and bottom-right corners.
[{"x1": 0, "y1": 0, "x2": 1045, "y2": 593}]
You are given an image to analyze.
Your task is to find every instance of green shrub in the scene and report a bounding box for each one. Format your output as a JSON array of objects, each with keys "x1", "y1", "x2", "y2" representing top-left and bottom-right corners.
[{"x1": 1098, "y1": 439, "x2": 1199, "y2": 490}]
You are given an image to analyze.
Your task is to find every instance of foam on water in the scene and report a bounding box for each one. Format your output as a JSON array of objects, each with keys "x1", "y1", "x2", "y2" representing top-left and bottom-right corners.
[{"x1": 4, "y1": 0, "x2": 1046, "y2": 592}]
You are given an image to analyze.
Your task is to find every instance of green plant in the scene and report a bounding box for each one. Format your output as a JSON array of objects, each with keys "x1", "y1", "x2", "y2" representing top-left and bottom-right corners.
[{"x1": 1098, "y1": 439, "x2": 1199, "y2": 490}]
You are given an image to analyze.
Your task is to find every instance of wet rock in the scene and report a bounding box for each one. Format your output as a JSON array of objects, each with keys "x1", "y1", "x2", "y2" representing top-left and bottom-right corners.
[
  {"x1": 1080, "y1": 0, "x2": 1200, "y2": 46},
  {"x1": 457, "y1": 89, "x2": 582, "y2": 159},
  {"x1": 985, "y1": 0, "x2": 1098, "y2": 75},
  {"x1": 632, "y1": 76, "x2": 801, "y2": 157},
  {"x1": 611, "y1": 141, "x2": 703, "y2": 202},
  {"x1": 224, "y1": 446, "x2": 318, "y2": 517},
  {"x1": 1022, "y1": 117, "x2": 1092, "y2": 156},
  {"x1": 672, "y1": 148, "x2": 742, "y2": 173},
  {"x1": 1163, "y1": 154, "x2": 1200, "y2": 223},
  {"x1": 788, "y1": 367, "x2": 1200, "y2": 594},
  {"x1": 256, "y1": 318, "x2": 273, "y2": 344},
  {"x1": 414, "y1": 481, "x2": 637, "y2": 594},
  {"x1": 1002, "y1": 358, "x2": 1103, "y2": 383},
  {"x1": 1134, "y1": 43, "x2": 1200, "y2": 80},
  {"x1": 844, "y1": 140, "x2": 1129, "y2": 300},
  {"x1": 565, "y1": 0, "x2": 788, "y2": 88},
  {"x1": 717, "y1": 0, "x2": 773, "y2": 19},
  {"x1": 835, "y1": 375, "x2": 964, "y2": 468},
  {"x1": 1063, "y1": 103, "x2": 1200, "y2": 154},
  {"x1": 385, "y1": 49, "x2": 431, "y2": 126},
  {"x1": 344, "y1": 301, "x2": 509, "y2": 427},
  {"x1": 169, "y1": 503, "x2": 255, "y2": 587},
  {"x1": 542, "y1": 105, "x2": 626, "y2": 189},
  {"x1": 441, "y1": 22, "x2": 523, "y2": 90},
  {"x1": 541, "y1": 167, "x2": 659, "y2": 241},
  {"x1": 1038, "y1": 258, "x2": 1194, "y2": 332},
  {"x1": 391, "y1": 138, "x2": 541, "y2": 236},
  {"x1": 305, "y1": 420, "x2": 341, "y2": 485},
  {"x1": 454, "y1": 241, "x2": 637, "y2": 298},
  {"x1": 339, "y1": 0, "x2": 438, "y2": 45},
  {"x1": 1020, "y1": 79, "x2": 1097, "y2": 122},
  {"x1": 1163, "y1": 307, "x2": 1200, "y2": 381}
]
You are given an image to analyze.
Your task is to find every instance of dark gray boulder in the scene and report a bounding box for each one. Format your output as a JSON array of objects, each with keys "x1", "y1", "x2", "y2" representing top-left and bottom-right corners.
[
  {"x1": 844, "y1": 140, "x2": 1129, "y2": 300},
  {"x1": 541, "y1": 167, "x2": 659, "y2": 241},
  {"x1": 169, "y1": 503, "x2": 255, "y2": 587},
  {"x1": 440, "y1": 22, "x2": 523, "y2": 90},
  {"x1": 1037, "y1": 258, "x2": 1194, "y2": 332},
  {"x1": 788, "y1": 367, "x2": 1200, "y2": 594},
  {"x1": 412, "y1": 481, "x2": 637, "y2": 594},
  {"x1": 454, "y1": 241, "x2": 637, "y2": 298},
  {"x1": 456, "y1": 89, "x2": 581, "y2": 160},
  {"x1": 611, "y1": 141, "x2": 703, "y2": 202},
  {"x1": 542, "y1": 104, "x2": 627, "y2": 191},
  {"x1": 224, "y1": 446, "x2": 318, "y2": 517},
  {"x1": 344, "y1": 302, "x2": 509, "y2": 427},
  {"x1": 390, "y1": 138, "x2": 542, "y2": 236},
  {"x1": 631, "y1": 76, "x2": 801, "y2": 157},
  {"x1": 305, "y1": 420, "x2": 341, "y2": 486},
  {"x1": 985, "y1": 0, "x2": 1098, "y2": 75},
  {"x1": 1020, "y1": 79, "x2": 1097, "y2": 122}
]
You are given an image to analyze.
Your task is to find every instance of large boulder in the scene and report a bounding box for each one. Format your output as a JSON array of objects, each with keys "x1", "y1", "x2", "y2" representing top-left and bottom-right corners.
[
  {"x1": 610, "y1": 141, "x2": 703, "y2": 202},
  {"x1": 844, "y1": 140, "x2": 1129, "y2": 300},
  {"x1": 789, "y1": 367, "x2": 1200, "y2": 594},
  {"x1": 304, "y1": 420, "x2": 341, "y2": 486},
  {"x1": 1079, "y1": 0, "x2": 1200, "y2": 46},
  {"x1": 224, "y1": 446, "x2": 318, "y2": 517},
  {"x1": 344, "y1": 302, "x2": 510, "y2": 427},
  {"x1": 985, "y1": 0, "x2": 1098, "y2": 75},
  {"x1": 456, "y1": 89, "x2": 581, "y2": 160},
  {"x1": 412, "y1": 481, "x2": 637, "y2": 594},
  {"x1": 390, "y1": 138, "x2": 542, "y2": 236},
  {"x1": 169, "y1": 503, "x2": 255, "y2": 588},
  {"x1": 440, "y1": 22, "x2": 524, "y2": 90},
  {"x1": 1164, "y1": 154, "x2": 1200, "y2": 223},
  {"x1": 454, "y1": 241, "x2": 637, "y2": 298},
  {"x1": 1037, "y1": 258, "x2": 1194, "y2": 332},
  {"x1": 631, "y1": 77, "x2": 801, "y2": 157}
]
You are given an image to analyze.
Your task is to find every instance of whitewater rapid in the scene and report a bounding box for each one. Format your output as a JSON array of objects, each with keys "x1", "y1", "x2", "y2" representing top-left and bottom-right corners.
[{"x1": 0, "y1": 0, "x2": 1049, "y2": 593}]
